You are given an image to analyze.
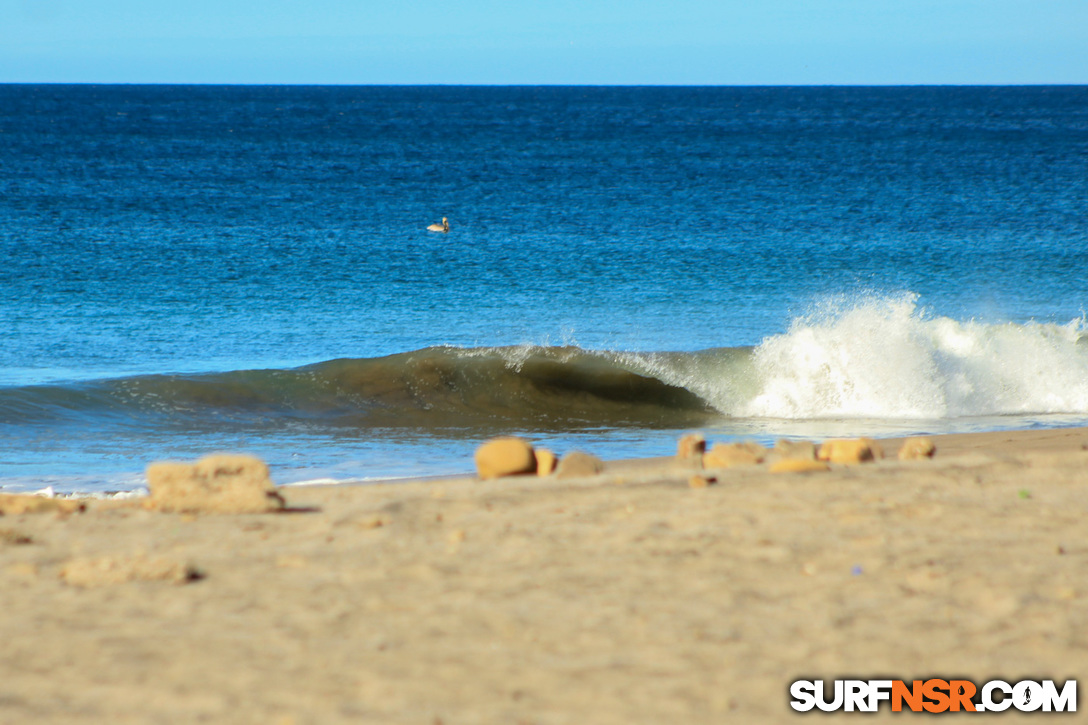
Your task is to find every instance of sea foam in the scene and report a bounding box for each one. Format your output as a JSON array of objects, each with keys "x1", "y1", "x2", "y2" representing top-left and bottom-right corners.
[{"x1": 729, "y1": 295, "x2": 1088, "y2": 419}]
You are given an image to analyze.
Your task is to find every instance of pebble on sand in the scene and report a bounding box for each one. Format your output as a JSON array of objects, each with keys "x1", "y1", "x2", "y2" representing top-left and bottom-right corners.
[
  {"x1": 146, "y1": 454, "x2": 286, "y2": 514},
  {"x1": 898, "y1": 436, "x2": 937, "y2": 460}
]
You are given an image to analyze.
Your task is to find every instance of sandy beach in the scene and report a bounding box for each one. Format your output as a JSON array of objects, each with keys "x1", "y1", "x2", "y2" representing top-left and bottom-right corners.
[{"x1": 1, "y1": 427, "x2": 1086, "y2": 723}]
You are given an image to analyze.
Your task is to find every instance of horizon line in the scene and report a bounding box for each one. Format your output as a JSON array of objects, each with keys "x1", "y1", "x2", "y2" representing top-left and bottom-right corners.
[{"x1": 2, "y1": 81, "x2": 1086, "y2": 88}]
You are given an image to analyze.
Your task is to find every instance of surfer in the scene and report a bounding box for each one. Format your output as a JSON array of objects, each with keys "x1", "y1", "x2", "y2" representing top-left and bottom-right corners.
[{"x1": 427, "y1": 217, "x2": 450, "y2": 233}]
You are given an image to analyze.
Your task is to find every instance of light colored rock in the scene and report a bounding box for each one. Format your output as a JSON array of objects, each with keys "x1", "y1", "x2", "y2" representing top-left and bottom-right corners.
[
  {"x1": 769, "y1": 459, "x2": 831, "y2": 474},
  {"x1": 677, "y1": 433, "x2": 707, "y2": 460},
  {"x1": 899, "y1": 437, "x2": 937, "y2": 460},
  {"x1": 146, "y1": 454, "x2": 285, "y2": 514},
  {"x1": 773, "y1": 439, "x2": 817, "y2": 461},
  {"x1": 817, "y1": 439, "x2": 878, "y2": 465},
  {"x1": 535, "y1": 448, "x2": 558, "y2": 476},
  {"x1": 703, "y1": 442, "x2": 766, "y2": 469},
  {"x1": 474, "y1": 437, "x2": 537, "y2": 480},
  {"x1": 556, "y1": 451, "x2": 605, "y2": 479}
]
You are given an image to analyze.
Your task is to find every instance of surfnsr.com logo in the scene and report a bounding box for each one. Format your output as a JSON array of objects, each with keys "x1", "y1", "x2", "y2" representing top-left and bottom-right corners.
[{"x1": 790, "y1": 679, "x2": 1077, "y2": 713}]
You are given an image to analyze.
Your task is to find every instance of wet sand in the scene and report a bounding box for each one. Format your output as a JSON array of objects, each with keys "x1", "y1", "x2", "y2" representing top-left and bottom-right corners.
[{"x1": 1, "y1": 427, "x2": 1086, "y2": 723}]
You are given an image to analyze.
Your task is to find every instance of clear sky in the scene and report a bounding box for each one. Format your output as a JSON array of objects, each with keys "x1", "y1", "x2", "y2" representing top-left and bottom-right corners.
[{"x1": 2, "y1": 0, "x2": 1086, "y2": 85}]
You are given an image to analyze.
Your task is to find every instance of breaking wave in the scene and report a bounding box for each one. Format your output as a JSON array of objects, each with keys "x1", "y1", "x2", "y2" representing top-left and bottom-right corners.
[
  {"x1": 3, "y1": 295, "x2": 1087, "y2": 432},
  {"x1": 730, "y1": 294, "x2": 1088, "y2": 419}
]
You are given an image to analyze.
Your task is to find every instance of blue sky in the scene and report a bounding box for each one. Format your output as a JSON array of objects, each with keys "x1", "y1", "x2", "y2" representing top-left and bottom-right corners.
[{"x1": 2, "y1": 0, "x2": 1086, "y2": 84}]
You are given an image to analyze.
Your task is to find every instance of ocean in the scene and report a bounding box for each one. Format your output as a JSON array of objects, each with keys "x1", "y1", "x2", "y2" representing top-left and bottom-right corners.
[{"x1": 2, "y1": 84, "x2": 1087, "y2": 494}]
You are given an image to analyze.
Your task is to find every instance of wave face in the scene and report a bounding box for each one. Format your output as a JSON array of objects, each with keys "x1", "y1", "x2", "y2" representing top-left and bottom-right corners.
[
  {"x1": 0, "y1": 346, "x2": 717, "y2": 432},
  {"x1": 3, "y1": 296, "x2": 1088, "y2": 434}
]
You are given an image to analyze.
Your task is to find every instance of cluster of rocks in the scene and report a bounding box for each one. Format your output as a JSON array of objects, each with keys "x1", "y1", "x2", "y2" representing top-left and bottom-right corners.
[
  {"x1": 473, "y1": 432, "x2": 936, "y2": 481},
  {"x1": 678, "y1": 432, "x2": 936, "y2": 473},
  {"x1": 4, "y1": 434, "x2": 940, "y2": 520},
  {"x1": 473, "y1": 437, "x2": 605, "y2": 480}
]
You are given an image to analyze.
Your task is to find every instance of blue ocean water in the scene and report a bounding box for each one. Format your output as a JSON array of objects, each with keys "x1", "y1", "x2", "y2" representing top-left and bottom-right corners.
[{"x1": 2, "y1": 85, "x2": 1087, "y2": 493}]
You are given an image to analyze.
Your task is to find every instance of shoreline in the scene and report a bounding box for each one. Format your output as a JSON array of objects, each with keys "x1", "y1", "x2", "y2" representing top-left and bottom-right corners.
[
  {"x1": 13, "y1": 418, "x2": 1088, "y2": 499},
  {"x1": 2, "y1": 425, "x2": 1086, "y2": 722}
]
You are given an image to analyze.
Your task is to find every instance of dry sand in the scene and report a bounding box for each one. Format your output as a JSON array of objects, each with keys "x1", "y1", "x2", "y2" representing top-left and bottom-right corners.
[{"x1": 1, "y1": 427, "x2": 1086, "y2": 723}]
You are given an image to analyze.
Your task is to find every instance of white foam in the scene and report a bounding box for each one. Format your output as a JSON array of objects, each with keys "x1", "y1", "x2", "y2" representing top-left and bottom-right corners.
[
  {"x1": 731, "y1": 294, "x2": 1088, "y2": 419},
  {"x1": 280, "y1": 477, "x2": 346, "y2": 487}
]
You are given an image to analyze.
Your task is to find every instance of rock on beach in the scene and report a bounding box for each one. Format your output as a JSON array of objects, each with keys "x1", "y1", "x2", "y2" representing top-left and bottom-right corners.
[
  {"x1": 817, "y1": 438, "x2": 883, "y2": 465},
  {"x1": 676, "y1": 433, "x2": 707, "y2": 461},
  {"x1": 898, "y1": 437, "x2": 937, "y2": 460},
  {"x1": 556, "y1": 451, "x2": 605, "y2": 479},
  {"x1": 146, "y1": 454, "x2": 285, "y2": 514},
  {"x1": 474, "y1": 437, "x2": 538, "y2": 480}
]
